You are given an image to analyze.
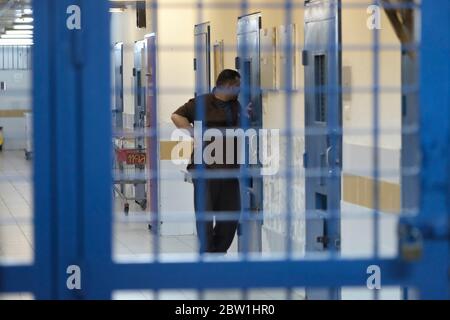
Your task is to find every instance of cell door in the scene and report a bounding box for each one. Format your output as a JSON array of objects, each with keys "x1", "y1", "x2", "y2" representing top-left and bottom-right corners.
[
  {"x1": 133, "y1": 40, "x2": 147, "y2": 210},
  {"x1": 304, "y1": 0, "x2": 342, "y2": 299},
  {"x1": 236, "y1": 13, "x2": 263, "y2": 253},
  {"x1": 113, "y1": 42, "x2": 124, "y2": 130},
  {"x1": 194, "y1": 22, "x2": 211, "y2": 96}
]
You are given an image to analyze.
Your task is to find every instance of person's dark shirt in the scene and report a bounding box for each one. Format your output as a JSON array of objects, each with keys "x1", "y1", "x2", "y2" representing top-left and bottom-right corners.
[{"x1": 173, "y1": 91, "x2": 241, "y2": 171}]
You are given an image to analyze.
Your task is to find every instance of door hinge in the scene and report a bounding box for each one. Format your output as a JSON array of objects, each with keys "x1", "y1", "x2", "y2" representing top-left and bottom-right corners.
[
  {"x1": 193, "y1": 58, "x2": 197, "y2": 71},
  {"x1": 235, "y1": 57, "x2": 241, "y2": 70},
  {"x1": 302, "y1": 50, "x2": 308, "y2": 66},
  {"x1": 303, "y1": 152, "x2": 308, "y2": 168},
  {"x1": 132, "y1": 68, "x2": 137, "y2": 77}
]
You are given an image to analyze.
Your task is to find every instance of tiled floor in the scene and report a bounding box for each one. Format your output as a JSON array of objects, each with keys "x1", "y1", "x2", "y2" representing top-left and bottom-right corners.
[
  {"x1": 0, "y1": 150, "x2": 33, "y2": 263},
  {"x1": 0, "y1": 150, "x2": 305, "y2": 300}
]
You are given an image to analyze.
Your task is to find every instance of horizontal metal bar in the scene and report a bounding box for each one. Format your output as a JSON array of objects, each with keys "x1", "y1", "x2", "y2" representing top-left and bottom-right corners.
[
  {"x1": 105, "y1": 259, "x2": 412, "y2": 290},
  {"x1": 0, "y1": 265, "x2": 35, "y2": 293}
]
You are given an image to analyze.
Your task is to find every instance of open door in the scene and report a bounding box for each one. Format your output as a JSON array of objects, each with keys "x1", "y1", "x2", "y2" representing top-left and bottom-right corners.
[{"x1": 236, "y1": 12, "x2": 263, "y2": 253}]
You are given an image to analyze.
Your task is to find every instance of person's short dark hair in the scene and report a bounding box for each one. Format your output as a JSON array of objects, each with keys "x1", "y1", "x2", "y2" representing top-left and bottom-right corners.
[{"x1": 216, "y1": 69, "x2": 240, "y2": 87}]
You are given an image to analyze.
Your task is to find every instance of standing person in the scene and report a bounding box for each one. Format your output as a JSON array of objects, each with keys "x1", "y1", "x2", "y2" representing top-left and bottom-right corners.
[{"x1": 171, "y1": 69, "x2": 251, "y2": 253}]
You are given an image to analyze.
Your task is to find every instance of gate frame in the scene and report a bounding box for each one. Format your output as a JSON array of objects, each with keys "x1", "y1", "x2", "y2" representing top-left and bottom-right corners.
[{"x1": 0, "y1": 0, "x2": 448, "y2": 300}]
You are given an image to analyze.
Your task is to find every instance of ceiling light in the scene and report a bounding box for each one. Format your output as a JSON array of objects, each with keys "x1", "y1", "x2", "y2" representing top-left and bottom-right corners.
[
  {"x1": 109, "y1": 8, "x2": 125, "y2": 13},
  {"x1": 6, "y1": 30, "x2": 33, "y2": 35},
  {"x1": 1, "y1": 35, "x2": 33, "y2": 39},
  {"x1": 15, "y1": 17, "x2": 34, "y2": 24},
  {"x1": 23, "y1": 8, "x2": 33, "y2": 15},
  {"x1": 13, "y1": 25, "x2": 34, "y2": 30}
]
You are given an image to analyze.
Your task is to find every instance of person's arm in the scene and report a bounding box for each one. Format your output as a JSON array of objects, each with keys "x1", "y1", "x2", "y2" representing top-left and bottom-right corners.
[
  {"x1": 171, "y1": 113, "x2": 194, "y2": 137},
  {"x1": 171, "y1": 98, "x2": 196, "y2": 137}
]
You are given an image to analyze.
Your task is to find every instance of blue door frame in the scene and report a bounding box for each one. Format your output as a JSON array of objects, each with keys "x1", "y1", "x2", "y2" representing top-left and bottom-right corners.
[{"x1": 0, "y1": 0, "x2": 448, "y2": 299}]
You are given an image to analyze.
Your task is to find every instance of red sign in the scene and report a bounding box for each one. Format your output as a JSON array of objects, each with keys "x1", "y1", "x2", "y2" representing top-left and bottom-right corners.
[{"x1": 126, "y1": 152, "x2": 146, "y2": 165}]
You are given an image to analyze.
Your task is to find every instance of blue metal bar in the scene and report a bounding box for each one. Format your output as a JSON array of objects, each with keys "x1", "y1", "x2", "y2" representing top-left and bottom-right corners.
[
  {"x1": 326, "y1": 0, "x2": 342, "y2": 300},
  {"x1": 414, "y1": 0, "x2": 450, "y2": 300},
  {"x1": 31, "y1": 0, "x2": 55, "y2": 299},
  {"x1": 283, "y1": 0, "x2": 294, "y2": 300},
  {"x1": 283, "y1": 0, "x2": 293, "y2": 259},
  {"x1": 371, "y1": 0, "x2": 381, "y2": 301},
  {"x1": 102, "y1": 2, "x2": 420, "y2": 11},
  {"x1": 237, "y1": 1, "x2": 251, "y2": 259},
  {"x1": 194, "y1": 0, "x2": 207, "y2": 259},
  {"x1": 0, "y1": 265, "x2": 35, "y2": 294},
  {"x1": 80, "y1": 0, "x2": 112, "y2": 299},
  {"x1": 106, "y1": 259, "x2": 415, "y2": 290}
]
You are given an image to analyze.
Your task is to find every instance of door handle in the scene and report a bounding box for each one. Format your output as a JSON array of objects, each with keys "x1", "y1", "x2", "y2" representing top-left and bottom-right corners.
[
  {"x1": 325, "y1": 146, "x2": 332, "y2": 167},
  {"x1": 326, "y1": 145, "x2": 341, "y2": 167}
]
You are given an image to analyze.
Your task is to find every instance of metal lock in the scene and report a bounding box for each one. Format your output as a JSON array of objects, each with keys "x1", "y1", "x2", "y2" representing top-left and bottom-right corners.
[{"x1": 399, "y1": 225, "x2": 423, "y2": 262}]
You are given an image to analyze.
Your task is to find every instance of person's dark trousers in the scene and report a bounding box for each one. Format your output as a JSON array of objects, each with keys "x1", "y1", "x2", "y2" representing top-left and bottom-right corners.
[{"x1": 193, "y1": 177, "x2": 240, "y2": 253}]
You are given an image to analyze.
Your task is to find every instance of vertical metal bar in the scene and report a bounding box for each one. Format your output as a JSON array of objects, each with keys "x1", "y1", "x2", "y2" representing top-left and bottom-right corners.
[
  {"x1": 326, "y1": 0, "x2": 342, "y2": 299},
  {"x1": 371, "y1": 0, "x2": 380, "y2": 301},
  {"x1": 80, "y1": 0, "x2": 112, "y2": 299},
  {"x1": 238, "y1": 0, "x2": 249, "y2": 260},
  {"x1": 148, "y1": 0, "x2": 160, "y2": 297},
  {"x1": 32, "y1": 0, "x2": 55, "y2": 299},
  {"x1": 150, "y1": 0, "x2": 160, "y2": 265},
  {"x1": 283, "y1": 0, "x2": 293, "y2": 259},
  {"x1": 34, "y1": 0, "x2": 110, "y2": 300},
  {"x1": 55, "y1": 0, "x2": 81, "y2": 299},
  {"x1": 416, "y1": 0, "x2": 450, "y2": 300},
  {"x1": 194, "y1": 0, "x2": 207, "y2": 301},
  {"x1": 194, "y1": 0, "x2": 207, "y2": 261},
  {"x1": 283, "y1": 0, "x2": 294, "y2": 301},
  {"x1": 237, "y1": 0, "x2": 250, "y2": 301}
]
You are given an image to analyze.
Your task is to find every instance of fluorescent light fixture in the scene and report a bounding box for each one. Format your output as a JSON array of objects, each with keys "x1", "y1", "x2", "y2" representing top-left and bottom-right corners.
[
  {"x1": 15, "y1": 17, "x2": 34, "y2": 24},
  {"x1": 13, "y1": 25, "x2": 33, "y2": 30},
  {"x1": 1, "y1": 35, "x2": 33, "y2": 39},
  {"x1": 109, "y1": 8, "x2": 125, "y2": 13},
  {"x1": 23, "y1": 8, "x2": 33, "y2": 15},
  {"x1": 6, "y1": 30, "x2": 33, "y2": 35},
  {"x1": 0, "y1": 39, "x2": 33, "y2": 45}
]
